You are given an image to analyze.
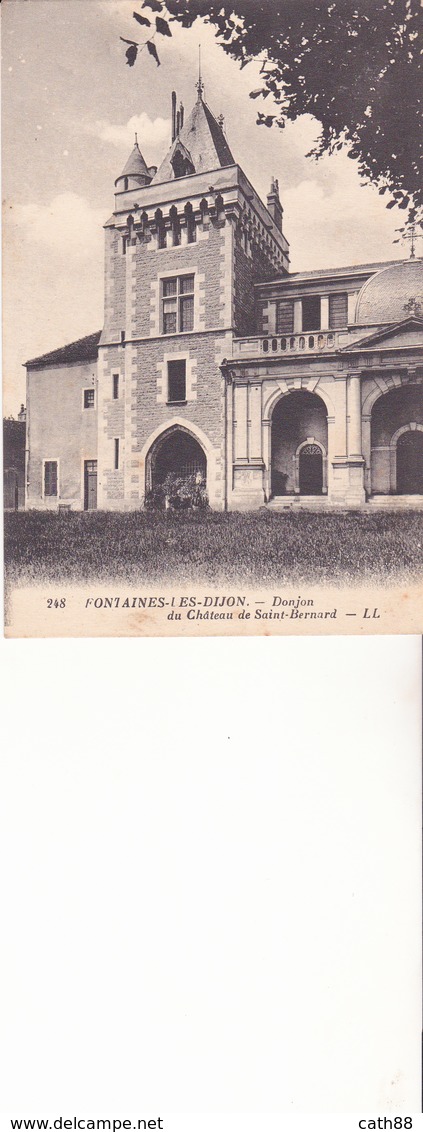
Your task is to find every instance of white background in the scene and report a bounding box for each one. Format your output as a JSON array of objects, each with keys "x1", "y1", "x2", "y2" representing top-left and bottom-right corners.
[{"x1": 0, "y1": 635, "x2": 421, "y2": 1119}]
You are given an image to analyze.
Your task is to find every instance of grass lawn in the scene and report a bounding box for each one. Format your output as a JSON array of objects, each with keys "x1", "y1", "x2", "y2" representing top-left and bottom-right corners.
[{"x1": 4, "y1": 508, "x2": 423, "y2": 588}]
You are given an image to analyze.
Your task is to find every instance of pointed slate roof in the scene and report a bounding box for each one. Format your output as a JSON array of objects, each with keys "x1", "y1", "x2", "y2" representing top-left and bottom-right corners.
[
  {"x1": 152, "y1": 94, "x2": 235, "y2": 184},
  {"x1": 119, "y1": 139, "x2": 150, "y2": 181}
]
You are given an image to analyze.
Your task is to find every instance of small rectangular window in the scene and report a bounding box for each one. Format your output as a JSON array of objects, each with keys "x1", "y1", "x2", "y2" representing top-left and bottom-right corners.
[
  {"x1": 83, "y1": 388, "x2": 95, "y2": 409},
  {"x1": 122, "y1": 236, "x2": 127, "y2": 256},
  {"x1": 114, "y1": 439, "x2": 119, "y2": 470},
  {"x1": 168, "y1": 360, "x2": 186, "y2": 403},
  {"x1": 158, "y1": 226, "x2": 167, "y2": 249},
  {"x1": 329, "y1": 292, "x2": 348, "y2": 328},
  {"x1": 44, "y1": 461, "x2": 58, "y2": 497},
  {"x1": 113, "y1": 374, "x2": 119, "y2": 400},
  {"x1": 276, "y1": 300, "x2": 294, "y2": 335},
  {"x1": 302, "y1": 295, "x2": 321, "y2": 332}
]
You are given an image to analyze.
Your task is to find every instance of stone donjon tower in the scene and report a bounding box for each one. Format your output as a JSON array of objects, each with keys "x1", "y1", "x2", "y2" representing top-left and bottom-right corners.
[{"x1": 97, "y1": 79, "x2": 289, "y2": 510}]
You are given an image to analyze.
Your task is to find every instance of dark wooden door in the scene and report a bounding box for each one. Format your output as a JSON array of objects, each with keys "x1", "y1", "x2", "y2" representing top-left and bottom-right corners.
[
  {"x1": 396, "y1": 431, "x2": 423, "y2": 494},
  {"x1": 84, "y1": 460, "x2": 98, "y2": 510},
  {"x1": 299, "y1": 444, "x2": 323, "y2": 494}
]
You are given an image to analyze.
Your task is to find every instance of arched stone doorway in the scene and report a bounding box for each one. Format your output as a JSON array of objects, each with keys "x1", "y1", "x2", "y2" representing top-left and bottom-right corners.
[
  {"x1": 396, "y1": 427, "x2": 423, "y2": 494},
  {"x1": 370, "y1": 385, "x2": 423, "y2": 494},
  {"x1": 148, "y1": 426, "x2": 207, "y2": 490},
  {"x1": 271, "y1": 391, "x2": 328, "y2": 496}
]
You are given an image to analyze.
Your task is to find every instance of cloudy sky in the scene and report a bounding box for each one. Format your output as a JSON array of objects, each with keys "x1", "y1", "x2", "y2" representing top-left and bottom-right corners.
[{"x1": 3, "y1": 0, "x2": 407, "y2": 414}]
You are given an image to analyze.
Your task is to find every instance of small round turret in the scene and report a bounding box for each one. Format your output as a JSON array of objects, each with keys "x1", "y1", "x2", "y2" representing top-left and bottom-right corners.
[{"x1": 115, "y1": 135, "x2": 155, "y2": 192}]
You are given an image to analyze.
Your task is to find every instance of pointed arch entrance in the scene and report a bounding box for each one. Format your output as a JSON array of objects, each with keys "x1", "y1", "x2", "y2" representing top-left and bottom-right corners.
[
  {"x1": 271, "y1": 390, "x2": 328, "y2": 496},
  {"x1": 146, "y1": 424, "x2": 207, "y2": 494}
]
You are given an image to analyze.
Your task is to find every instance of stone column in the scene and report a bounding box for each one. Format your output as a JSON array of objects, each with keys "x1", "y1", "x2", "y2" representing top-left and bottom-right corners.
[
  {"x1": 231, "y1": 381, "x2": 265, "y2": 509},
  {"x1": 262, "y1": 419, "x2": 271, "y2": 501},
  {"x1": 348, "y1": 374, "x2": 363, "y2": 458},
  {"x1": 343, "y1": 372, "x2": 365, "y2": 504},
  {"x1": 361, "y1": 414, "x2": 372, "y2": 496},
  {"x1": 333, "y1": 377, "x2": 348, "y2": 458},
  {"x1": 225, "y1": 376, "x2": 234, "y2": 509},
  {"x1": 293, "y1": 300, "x2": 302, "y2": 333},
  {"x1": 348, "y1": 292, "x2": 358, "y2": 324},
  {"x1": 249, "y1": 383, "x2": 262, "y2": 459},
  {"x1": 267, "y1": 302, "x2": 277, "y2": 335},
  {"x1": 234, "y1": 384, "x2": 248, "y2": 461},
  {"x1": 320, "y1": 295, "x2": 330, "y2": 330}
]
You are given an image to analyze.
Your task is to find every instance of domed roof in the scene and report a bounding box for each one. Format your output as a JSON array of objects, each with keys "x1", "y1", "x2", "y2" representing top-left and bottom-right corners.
[{"x1": 356, "y1": 259, "x2": 423, "y2": 325}]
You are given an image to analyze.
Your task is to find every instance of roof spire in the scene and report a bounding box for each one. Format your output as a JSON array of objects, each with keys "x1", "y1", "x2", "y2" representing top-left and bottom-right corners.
[
  {"x1": 135, "y1": 132, "x2": 138, "y2": 146},
  {"x1": 196, "y1": 44, "x2": 204, "y2": 100}
]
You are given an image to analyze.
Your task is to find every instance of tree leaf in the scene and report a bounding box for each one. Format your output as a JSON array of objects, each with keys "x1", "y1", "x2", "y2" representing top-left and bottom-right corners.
[
  {"x1": 257, "y1": 113, "x2": 276, "y2": 127},
  {"x1": 125, "y1": 43, "x2": 138, "y2": 66},
  {"x1": 156, "y1": 15, "x2": 172, "y2": 36},
  {"x1": 147, "y1": 39, "x2": 161, "y2": 65},
  {"x1": 249, "y1": 88, "x2": 269, "y2": 99},
  {"x1": 133, "y1": 11, "x2": 151, "y2": 27},
  {"x1": 142, "y1": 0, "x2": 162, "y2": 10}
]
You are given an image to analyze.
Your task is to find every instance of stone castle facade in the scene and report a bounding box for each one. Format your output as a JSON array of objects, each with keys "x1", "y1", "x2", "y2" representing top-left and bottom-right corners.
[{"x1": 25, "y1": 81, "x2": 423, "y2": 511}]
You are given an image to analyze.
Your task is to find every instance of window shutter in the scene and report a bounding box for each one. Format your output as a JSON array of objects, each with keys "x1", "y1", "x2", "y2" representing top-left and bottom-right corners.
[
  {"x1": 276, "y1": 300, "x2": 294, "y2": 334},
  {"x1": 45, "y1": 461, "x2": 57, "y2": 496},
  {"x1": 329, "y1": 292, "x2": 348, "y2": 328}
]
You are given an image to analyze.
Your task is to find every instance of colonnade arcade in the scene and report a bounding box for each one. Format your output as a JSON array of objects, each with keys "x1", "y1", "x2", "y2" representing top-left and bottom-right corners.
[
  {"x1": 138, "y1": 369, "x2": 423, "y2": 509},
  {"x1": 226, "y1": 366, "x2": 423, "y2": 508}
]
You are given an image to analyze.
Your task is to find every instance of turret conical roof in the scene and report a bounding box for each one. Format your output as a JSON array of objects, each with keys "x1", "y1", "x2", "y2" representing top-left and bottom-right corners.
[{"x1": 119, "y1": 139, "x2": 150, "y2": 181}]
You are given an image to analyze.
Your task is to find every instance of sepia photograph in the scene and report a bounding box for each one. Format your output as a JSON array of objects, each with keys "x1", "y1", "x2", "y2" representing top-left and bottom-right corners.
[
  {"x1": 3, "y1": 0, "x2": 423, "y2": 636},
  {"x1": 1, "y1": 5, "x2": 422, "y2": 1120}
]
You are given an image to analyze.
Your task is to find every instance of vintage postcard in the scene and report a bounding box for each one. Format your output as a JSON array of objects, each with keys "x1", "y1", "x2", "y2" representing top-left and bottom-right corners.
[{"x1": 3, "y1": 0, "x2": 423, "y2": 637}]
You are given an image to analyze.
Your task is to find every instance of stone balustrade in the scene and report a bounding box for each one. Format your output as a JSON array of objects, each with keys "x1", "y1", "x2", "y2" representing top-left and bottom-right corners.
[{"x1": 233, "y1": 330, "x2": 343, "y2": 357}]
